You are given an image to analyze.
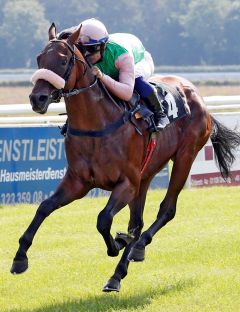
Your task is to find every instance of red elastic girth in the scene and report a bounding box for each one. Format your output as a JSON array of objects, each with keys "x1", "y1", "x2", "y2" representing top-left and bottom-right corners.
[{"x1": 141, "y1": 136, "x2": 157, "y2": 174}]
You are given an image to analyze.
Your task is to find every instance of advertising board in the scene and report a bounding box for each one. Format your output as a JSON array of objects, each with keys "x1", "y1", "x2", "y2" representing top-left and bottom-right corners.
[
  {"x1": 0, "y1": 126, "x2": 66, "y2": 205},
  {"x1": 187, "y1": 113, "x2": 240, "y2": 187}
]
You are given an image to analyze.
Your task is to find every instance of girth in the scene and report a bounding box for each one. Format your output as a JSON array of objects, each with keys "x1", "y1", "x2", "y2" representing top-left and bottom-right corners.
[{"x1": 67, "y1": 111, "x2": 131, "y2": 137}]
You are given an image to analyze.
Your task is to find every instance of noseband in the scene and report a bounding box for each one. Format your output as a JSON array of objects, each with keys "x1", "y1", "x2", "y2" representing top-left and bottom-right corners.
[{"x1": 48, "y1": 39, "x2": 97, "y2": 102}]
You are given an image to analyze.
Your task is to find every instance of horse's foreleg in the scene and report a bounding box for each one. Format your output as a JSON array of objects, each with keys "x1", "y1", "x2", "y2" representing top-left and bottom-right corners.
[
  {"x1": 10, "y1": 171, "x2": 90, "y2": 274},
  {"x1": 96, "y1": 178, "x2": 138, "y2": 258},
  {"x1": 103, "y1": 178, "x2": 151, "y2": 292},
  {"x1": 129, "y1": 148, "x2": 198, "y2": 262}
]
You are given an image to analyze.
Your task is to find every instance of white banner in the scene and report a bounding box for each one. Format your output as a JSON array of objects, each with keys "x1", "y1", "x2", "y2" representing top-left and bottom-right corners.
[{"x1": 186, "y1": 112, "x2": 240, "y2": 187}]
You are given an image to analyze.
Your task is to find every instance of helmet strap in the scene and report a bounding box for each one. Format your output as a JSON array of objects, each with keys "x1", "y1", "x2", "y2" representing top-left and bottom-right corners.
[
  {"x1": 98, "y1": 43, "x2": 106, "y2": 62},
  {"x1": 86, "y1": 43, "x2": 106, "y2": 64}
]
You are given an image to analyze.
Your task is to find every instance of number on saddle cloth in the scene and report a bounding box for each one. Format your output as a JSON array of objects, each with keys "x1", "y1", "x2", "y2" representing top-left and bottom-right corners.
[{"x1": 150, "y1": 82, "x2": 190, "y2": 122}]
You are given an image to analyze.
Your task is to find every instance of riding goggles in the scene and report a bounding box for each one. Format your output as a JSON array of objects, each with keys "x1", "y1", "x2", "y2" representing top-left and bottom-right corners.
[
  {"x1": 79, "y1": 44, "x2": 102, "y2": 55},
  {"x1": 79, "y1": 34, "x2": 108, "y2": 45}
]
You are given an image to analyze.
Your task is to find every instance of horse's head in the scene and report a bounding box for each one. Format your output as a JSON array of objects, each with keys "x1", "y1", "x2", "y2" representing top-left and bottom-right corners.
[{"x1": 29, "y1": 23, "x2": 84, "y2": 114}]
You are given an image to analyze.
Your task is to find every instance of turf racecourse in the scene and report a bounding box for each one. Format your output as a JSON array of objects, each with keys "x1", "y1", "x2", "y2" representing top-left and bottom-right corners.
[{"x1": 0, "y1": 187, "x2": 239, "y2": 312}]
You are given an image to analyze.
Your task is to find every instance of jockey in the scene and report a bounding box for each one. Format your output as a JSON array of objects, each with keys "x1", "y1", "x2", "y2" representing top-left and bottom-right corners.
[{"x1": 60, "y1": 18, "x2": 169, "y2": 130}]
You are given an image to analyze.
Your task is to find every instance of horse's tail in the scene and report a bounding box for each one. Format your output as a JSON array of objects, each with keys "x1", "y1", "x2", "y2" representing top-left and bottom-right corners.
[{"x1": 210, "y1": 115, "x2": 240, "y2": 179}]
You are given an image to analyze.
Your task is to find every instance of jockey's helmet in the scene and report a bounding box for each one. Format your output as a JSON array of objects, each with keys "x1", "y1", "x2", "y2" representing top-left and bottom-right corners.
[{"x1": 79, "y1": 18, "x2": 108, "y2": 48}]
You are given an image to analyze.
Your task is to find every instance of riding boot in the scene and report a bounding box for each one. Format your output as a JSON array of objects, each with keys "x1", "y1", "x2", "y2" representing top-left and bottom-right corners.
[{"x1": 145, "y1": 89, "x2": 170, "y2": 130}]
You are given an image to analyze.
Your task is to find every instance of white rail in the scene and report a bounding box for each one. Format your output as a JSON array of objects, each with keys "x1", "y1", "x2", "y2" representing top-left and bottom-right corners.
[
  {"x1": 0, "y1": 102, "x2": 66, "y2": 115},
  {"x1": 0, "y1": 102, "x2": 66, "y2": 126},
  {"x1": 0, "y1": 115, "x2": 67, "y2": 125},
  {"x1": 204, "y1": 95, "x2": 240, "y2": 111},
  {"x1": 0, "y1": 96, "x2": 239, "y2": 125}
]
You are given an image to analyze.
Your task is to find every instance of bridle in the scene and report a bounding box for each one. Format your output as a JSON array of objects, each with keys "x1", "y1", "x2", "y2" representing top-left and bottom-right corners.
[
  {"x1": 45, "y1": 38, "x2": 133, "y2": 138},
  {"x1": 48, "y1": 39, "x2": 98, "y2": 102}
]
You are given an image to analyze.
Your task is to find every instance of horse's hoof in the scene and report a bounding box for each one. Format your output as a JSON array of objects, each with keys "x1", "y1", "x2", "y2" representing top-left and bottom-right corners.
[
  {"x1": 128, "y1": 246, "x2": 145, "y2": 262},
  {"x1": 115, "y1": 232, "x2": 135, "y2": 250},
  {"x1": 102, "y1": 277, "x2": 121, "y2": 292},
  {"x1": 107, "y1": 241, "x2": 120, "y2": 257},
  {"x1": 107, "y1": 248, "x2": 119, "y2": 257},
  {"x1": 10, "y1": 258, "x2": 28, "y2": 274}
]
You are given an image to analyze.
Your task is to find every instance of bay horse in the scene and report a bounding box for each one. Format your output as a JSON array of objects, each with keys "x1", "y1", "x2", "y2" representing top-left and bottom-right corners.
[{"x1": 10, "y1": 24, "x2": 240, "y2": 292}]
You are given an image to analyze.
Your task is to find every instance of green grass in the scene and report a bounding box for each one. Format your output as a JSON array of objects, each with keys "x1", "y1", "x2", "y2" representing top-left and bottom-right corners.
[{"x1": 0, "y1": 187, "x2": 240, "y2": 312}]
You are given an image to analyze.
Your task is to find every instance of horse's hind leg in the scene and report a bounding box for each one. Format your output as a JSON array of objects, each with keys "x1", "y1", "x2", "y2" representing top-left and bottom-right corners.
[
  {"x1": 103, "y1": 178, "x2": 151, "y2": 292},
  {"x1": 10, "y1": 170, "x2": 90, "y2": 274},
  {"x1": 128, "y1": 144, "x2": 200, "y2": 262}
]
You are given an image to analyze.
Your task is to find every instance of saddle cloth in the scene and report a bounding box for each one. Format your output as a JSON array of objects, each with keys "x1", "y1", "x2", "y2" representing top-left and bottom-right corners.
[{"x1": 129, "y1": 82, "x2": 190, "y2": 130}]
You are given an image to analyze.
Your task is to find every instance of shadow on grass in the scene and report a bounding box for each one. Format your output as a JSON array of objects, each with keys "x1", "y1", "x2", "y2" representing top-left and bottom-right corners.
[{"x1": 7, "y1": 278, "x2": 195, "y2": 312}]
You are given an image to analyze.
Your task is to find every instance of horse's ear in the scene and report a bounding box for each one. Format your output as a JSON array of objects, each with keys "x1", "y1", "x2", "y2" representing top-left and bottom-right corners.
[
  {"x1": 49, "y1": 22, "x2": 56, "y2": 40},
  {"x1": 67, "y1": 25, "x2": 82, "y2": 46}
]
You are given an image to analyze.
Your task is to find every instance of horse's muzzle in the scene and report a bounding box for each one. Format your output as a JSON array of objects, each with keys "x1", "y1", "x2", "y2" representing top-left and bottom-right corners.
[{"x1": 29, "y1": 92, "x2": 50, "y2": 114}]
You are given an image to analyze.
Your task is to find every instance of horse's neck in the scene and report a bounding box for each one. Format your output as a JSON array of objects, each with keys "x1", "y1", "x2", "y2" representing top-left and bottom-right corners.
[{"x1": 65, "y1": 70, "x2": 123, "y2": 130}]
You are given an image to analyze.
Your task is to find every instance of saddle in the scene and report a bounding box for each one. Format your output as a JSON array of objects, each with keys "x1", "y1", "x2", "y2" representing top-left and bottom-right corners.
[{"x1": 127, "y1": 82, "x2": 190, "y2": 133}]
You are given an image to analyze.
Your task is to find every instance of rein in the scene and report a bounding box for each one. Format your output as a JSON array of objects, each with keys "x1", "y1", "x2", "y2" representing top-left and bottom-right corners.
[
  {"x1": 61, "y1": 77, "x2": 98, "y2": 98},
  {"x1": 49, "y1": 38, "x2": 133, "y2": 138}
]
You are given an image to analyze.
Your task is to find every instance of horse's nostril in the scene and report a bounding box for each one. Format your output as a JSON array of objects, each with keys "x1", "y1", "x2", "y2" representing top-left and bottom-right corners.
[
  {"x1": 29, "y1": 93, "x2": 49, "y2": 114},
  {"x1": 39, "y1": 95, "x2": 48, "y2": 102}
]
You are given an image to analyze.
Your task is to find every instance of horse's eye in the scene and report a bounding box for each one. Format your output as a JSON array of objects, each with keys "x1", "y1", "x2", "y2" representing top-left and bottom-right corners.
[{"x1": 62, "y1": 58, "x2": 68, "y2": 66}]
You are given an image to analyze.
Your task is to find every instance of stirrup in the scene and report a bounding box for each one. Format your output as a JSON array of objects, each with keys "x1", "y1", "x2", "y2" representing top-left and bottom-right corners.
[{"x1": 155, "y1": 115, "x2": 170, "y2": 130}]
